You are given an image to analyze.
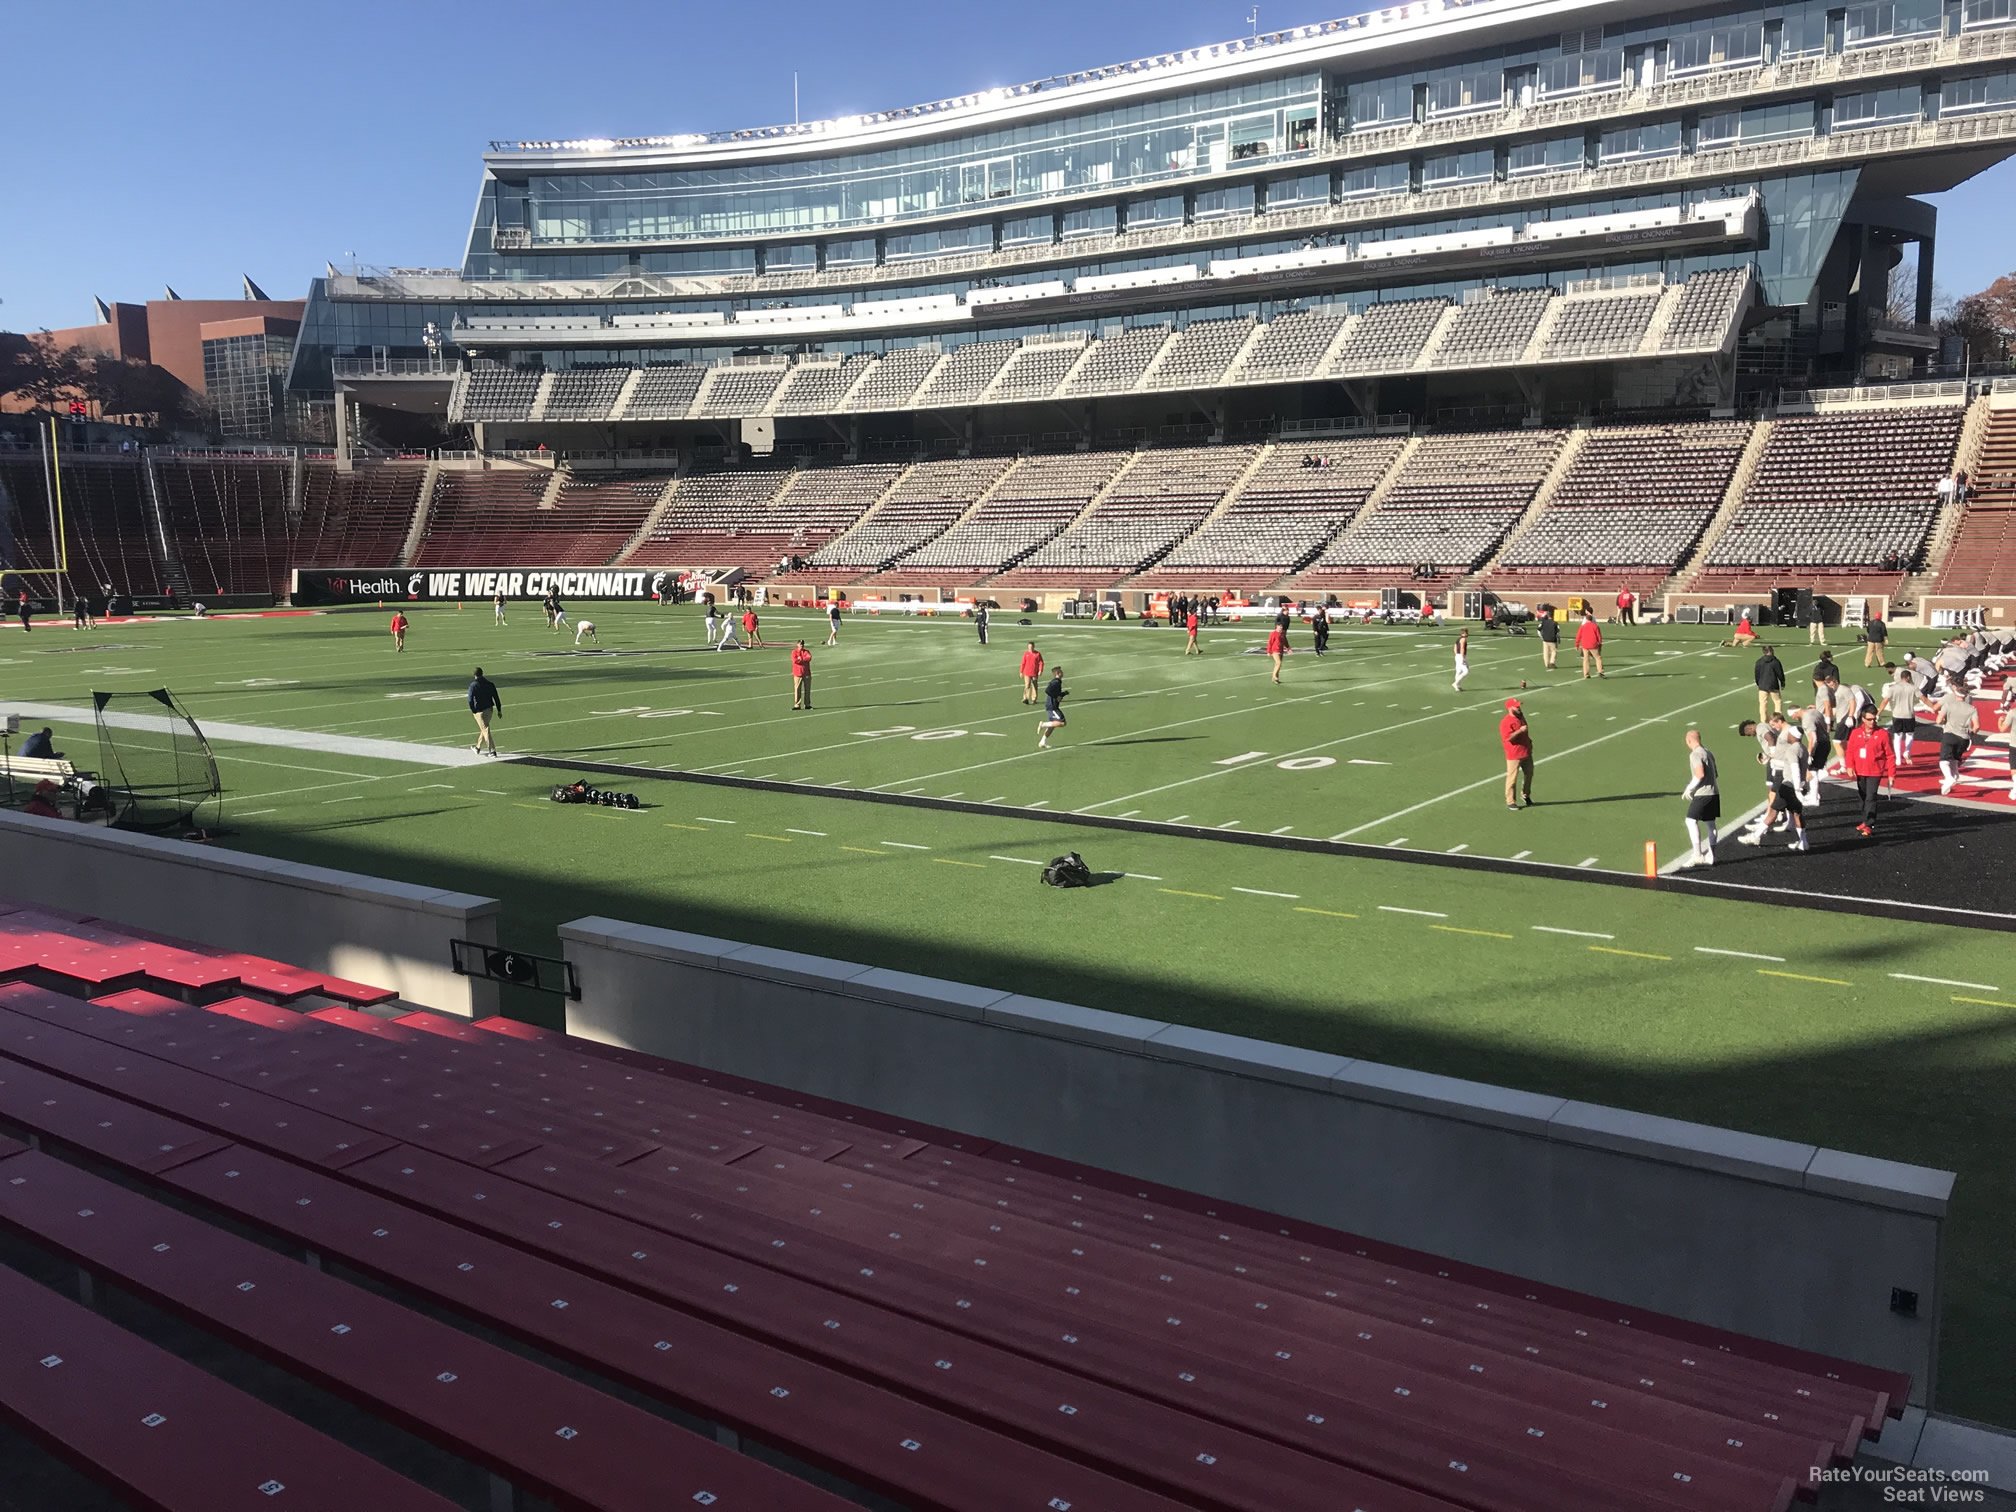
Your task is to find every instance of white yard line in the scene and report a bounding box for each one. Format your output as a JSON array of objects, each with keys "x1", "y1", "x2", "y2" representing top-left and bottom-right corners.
[
  {"x1": 1534, "y1": 925, "x2": 1613, "y2": 940},
  {"x1": 1696, "y1": 947, "x2": 1785, "y2": 962},
  {"x1": 991, "y1": 855, "x2": 1044, "y2": 865},
  {"x1": 1380, "y1": 905, "x2": 1446, "y2": 918},
  {"x1": 785, "y1": 828, "x2": 827, "y2": 837},
  {"x1": 694, "y1": 816, "x2": 736, "y2": 825},
  {"x1": 1233, "y1": 887, "x2": 1299, "y2": 899},
  {"x1": 881, "y1": 840, "x2": 930, "y2": 849},
  {"x1": 1889, "y1": 973, "x2": 1998, "y2": 991},
  {"x1": 2, "y1": 701, "x2": 485, "y2": 769}
]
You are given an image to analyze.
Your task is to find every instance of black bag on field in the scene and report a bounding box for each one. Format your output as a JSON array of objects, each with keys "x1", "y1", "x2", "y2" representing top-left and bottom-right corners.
[
  {"x1": 1041, "y1": 852, "x2": 1094, "y2": 889},
  {"x1": 551, "y1": 780, "x2": 592, "y2": 804}
]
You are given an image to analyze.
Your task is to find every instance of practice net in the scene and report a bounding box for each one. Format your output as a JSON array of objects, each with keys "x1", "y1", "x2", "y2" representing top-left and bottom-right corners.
[{"x1": 93, "y1": 689, "x2": 222, "y2": 832}]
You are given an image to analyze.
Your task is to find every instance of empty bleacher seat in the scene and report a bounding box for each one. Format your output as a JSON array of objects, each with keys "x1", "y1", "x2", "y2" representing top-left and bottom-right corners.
[
  {"x1": 810, "y1": 457, "x2": 1017, "y2": 572},
  {"x1": 1059, "y1": 326, "x2": 1173, "y2": 396},
  {"x1": 913, "y1": 339, "x2": 1018, "y2": 408},
  {"x1": 1001, "y1": 445, "x2": 1259, "y2": 584},
  {"x1": 1432, "y1": 288, "x2": 1555, "y2": 367},
  {"x1": 1661, "y1": 268, "x2": 1751, "y2": 353},
  {"x1": 696, "y1": 364, "x2": 788, "y2": 418},
  {"x1": 987, "y1": 340, "x2": 1087, "y2": 404},
  {"x1": 541, "y1": 366, "x2": 628, "y2": 422},
  {"x1": 1141, "y1": 317, "x2": 1254, "y2": 391},
  {"x1": 892, "y1": 452, "x2": 1129, "y2": 574},
  {"x1": 1538, "y1": 290, "x2": 1662, "y2": 361},
  {"x1": 1327, "y1": 298, "x2": 1450, "y2": 376},
  {"x1": 843, "y1": 348, "x2": 944, "y2": 412},
  {"x1": 620, "y1": 365, "x2": 706, "y2": 421},
  {"x1": 1235, "y1": 308, "x2": 1348, "y2": 385},
  {"x1": 459, "y1": 365, "x2": 542, "y2": 422},
  {"x1": 294, "y1": 462, "x2": 426, "y2": 568},
  {"x1": 770, "y1": 356, "x2": 873, "y2": 415}
]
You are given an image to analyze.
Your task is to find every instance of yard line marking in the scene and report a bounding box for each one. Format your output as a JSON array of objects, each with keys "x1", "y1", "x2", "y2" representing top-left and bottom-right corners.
[
  {"x1": 321, "y1": 795, "x2": 366, "y2": 804},
  {"x1": 1327, "y1": 830, "x2": 1353, "y2": 841},
  {"x1": 1379, "y1": 905, "x2": 1446, "y2": 918},
  {"x1": 1576, "y1": 857, "x2": 1599, "y2": 869},
  {"x1": 940, "y1": 791, "x2": 963, "y2": 799},
  {"x1": 1160, "y1": 888, "x2": 1223, "y2": 900},
  {"x1": 236, "y1": 808, "x2": 278, "y2": 817},
  {"x1": 1445, "y1": 843, "x2": 1469, "y2": 854},
  {"x1": 1271, "y1": 825, "x2": 1295, "y2": 835},
  {"x1": 1123, "y1": 872, "x2": 1163, "y2": 881},
  {"x1": 840, "y1": 846, "x2": 885, "y2": 855},
  {"x1": 1233, "y1": 887, "x2": 1300, "y2": 899},
  {"x1": 664, "y1": 821, "x2": 707, "y2": 832},
  {"x1": 981, "y1": 796, "x2": 1008, "y2": 804},
  {"x1": 1347, "y1": 759, "x2": 1391, "y2": 766},
  {"x1": 1026, "y1": 799, "x2": 1050, "y2": 809},
  {"x1": 785, "y1": 828, "x2": 827, "y2": 837},
  {"x1": 1294, "y1": 907, "x2": 1359, "y2": 920},
  {"x1": 409, "y1": 783, "x2": 455, "y2": 792},
  {"x1": 1167, "y1": 814, "x2": 1189, "y2": 823},
  {"x1": 1508, "y1": 849, "x2": 1532, "y2": 861},
  {"x1": 1891, "y1": 973, "x2": 1998, "y2": 991},
  {"x1": 1695, "y1": 947, "x2": 1783, "y2": 962},
  {"x1": 1757, "y1": 969, "x2": 1851, "y2": 987},
  {"x1": 881, "y1": 840, "x2": 930, "y2": 850},
  {"x1": 753, "y1": 772, "x2": 779, "y2": 780},
  {"x1": 1433, "y1": 924, "x2": 1513, "y2": 940},
  {"x1": 1217, "y1": 819, "x2": 1242, "y2": 830},
  {"x1": 1117, "y1": 810, "x2": 1140, "y2": 819},
  {"x1": 1385, "y1": 837, "x2": 1409, "y2": 848},
  {"x1": 1953, "y1": 995, "x2": 2006, "y2": 1008},
  {"x1": 1590, "y1": 945, "x2": 1671, "y2": 961},
  {"x1": 694, "y1": 817, "x2": 736, "y2": 825},
  {"x1": 748, "y1": 833, "x2": 793, "y2": 843},
  {"x1": 1534, "y1": 926, "x2": 1612, "y2": 939},
  {"x1": 476, "y1": 789, "x2": 508, "y2": 797},
  {"x1": 933, "y1": 858, "x2": 987, "y2": 869},
  {"x1": 991, "y1": 855, "x2": 1044, "y2": 865}
]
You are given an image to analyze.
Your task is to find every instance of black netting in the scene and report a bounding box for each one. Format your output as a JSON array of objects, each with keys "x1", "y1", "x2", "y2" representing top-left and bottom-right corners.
[{"x1": 93, "y1": 689, "x2": 221, "y2": 832}]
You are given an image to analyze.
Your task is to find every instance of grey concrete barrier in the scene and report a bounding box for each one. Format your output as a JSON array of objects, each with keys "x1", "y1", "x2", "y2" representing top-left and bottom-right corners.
[
  {"x1": 0, "y1": 811, "x2": 500, "y2": 1017},
  {"x1": 562, "y1": 914, "x2": 1953, "y2": 1404}
]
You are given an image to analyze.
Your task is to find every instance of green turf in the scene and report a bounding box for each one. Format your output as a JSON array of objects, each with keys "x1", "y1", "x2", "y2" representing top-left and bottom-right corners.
[{"x1": 4, "y1": 602, "x2": 2013, "y2": 1421}]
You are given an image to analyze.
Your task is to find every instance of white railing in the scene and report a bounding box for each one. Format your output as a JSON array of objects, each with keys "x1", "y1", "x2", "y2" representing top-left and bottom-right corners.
[{"x1": 331, "y1": 355, "x2": 454, "y2": 379}]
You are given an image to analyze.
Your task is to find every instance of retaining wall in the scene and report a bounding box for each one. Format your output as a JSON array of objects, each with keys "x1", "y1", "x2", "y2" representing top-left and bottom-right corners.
[
  {"x1": 562, "y1": 914, "x2": 1953, "y2": 1404},
  {"x1": 0, "y1": 811, "x2": 500, "y2": 1016}
]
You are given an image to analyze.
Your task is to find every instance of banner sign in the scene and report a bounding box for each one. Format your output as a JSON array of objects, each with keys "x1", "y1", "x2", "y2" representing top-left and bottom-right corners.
[{"x1": 292, "y1": 567, "x2": 697, "y2": 605}]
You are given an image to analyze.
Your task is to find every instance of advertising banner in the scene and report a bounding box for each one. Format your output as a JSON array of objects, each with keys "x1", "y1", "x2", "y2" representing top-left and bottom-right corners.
[{"x1": 292, "y1": 567, "x2": 697, "y2": 605}]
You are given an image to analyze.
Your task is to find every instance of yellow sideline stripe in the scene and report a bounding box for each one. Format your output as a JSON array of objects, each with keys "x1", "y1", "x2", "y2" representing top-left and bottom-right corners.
[
  {"x1": 1588, "y1": 945, "x2": 1671, "y2": 961},
  {"x1": 1757, "y1": 969, "x2": 1852, "y2": 987}
]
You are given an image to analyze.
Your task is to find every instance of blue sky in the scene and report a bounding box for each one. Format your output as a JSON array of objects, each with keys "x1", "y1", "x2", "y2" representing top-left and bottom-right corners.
[{"x1": 2, "y1": 0, "x2": 2011, "y2": 331}]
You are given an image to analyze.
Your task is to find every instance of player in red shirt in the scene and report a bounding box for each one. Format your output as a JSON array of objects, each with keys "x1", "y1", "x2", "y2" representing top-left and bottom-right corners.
[
  {"x1": 1615, "y1": 588, "x2": 1636, "y2": 625},
  {"x1": 742, "y1": 608, "x2": 762, "y2": 647},
  {"x1": 789, "y1": 640, "x2": 813, "y2": 709},
  {"x1": 1265, "y1": 624, "x2": 1286, "y2": 684},
  {"x1": 389, "y1": 610, "x2": 409, "y2": 653},
  {"x1": 1018, "y1": 642, "x2": 1044, "y2": 704},
  {"x1": 1500, "y1": 698, "x2": 1534, "y2": 809},
  {"x1": 1184, "y1": 608, "x2": 1201, "y2": 656},
  {"x1": 1574, "y1": 611, "x2": 1605, "y2": 679}
]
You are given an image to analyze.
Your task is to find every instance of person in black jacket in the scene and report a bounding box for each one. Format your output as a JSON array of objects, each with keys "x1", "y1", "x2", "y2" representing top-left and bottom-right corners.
[
  {"x1": 1036, "y1": 668, "x2": 1068, "y2": 750},
  {"x1": 1536, "y1": 608, "x2": 1559, "y2": 670},
  {"x1": 468, "y1": 667, "x2": 504, "y2": 756},
  {"x1": 1754, "y1": 645, "x2": 1786, "y2": 724}
]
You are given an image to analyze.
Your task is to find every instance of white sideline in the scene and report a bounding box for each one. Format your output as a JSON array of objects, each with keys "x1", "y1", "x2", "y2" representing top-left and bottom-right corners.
[{"x1": 2, "y1": 702, "x2": 487, "y2": 769}]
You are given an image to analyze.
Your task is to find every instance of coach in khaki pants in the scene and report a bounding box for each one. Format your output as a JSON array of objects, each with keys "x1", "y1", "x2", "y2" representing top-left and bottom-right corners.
[{"x1": 791, "y1": 640, "x2": 813, "y2": 710}]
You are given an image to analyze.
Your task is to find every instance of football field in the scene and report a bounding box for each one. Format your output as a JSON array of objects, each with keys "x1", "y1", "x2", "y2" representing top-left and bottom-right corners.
[{"x1": 5, "y1": 600, "x2": 2015, "y2": 1419}]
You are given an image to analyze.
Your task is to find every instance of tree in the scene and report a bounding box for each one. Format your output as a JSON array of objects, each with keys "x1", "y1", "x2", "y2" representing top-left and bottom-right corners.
[
  {"x1": 1884, "y1": 256, "x2": 1918, "y2": 326},
  {"x1": 0, "y1": 331, "x2": 93, "y2": 407},
  {"x1": 1974, "y1": 272, "x2": 2016, "y2": 346},
  {"x1": 1940, "y1": 295, "x2": 2008, "y2": 366}
]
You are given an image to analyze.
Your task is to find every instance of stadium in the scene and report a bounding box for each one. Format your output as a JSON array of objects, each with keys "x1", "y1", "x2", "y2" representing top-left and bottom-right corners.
[{"x1": 3, "y1": 0, "x2": 2016, "y2": 1505}]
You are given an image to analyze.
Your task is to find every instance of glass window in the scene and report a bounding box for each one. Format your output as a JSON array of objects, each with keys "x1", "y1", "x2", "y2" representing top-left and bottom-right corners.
[
  {"x1": 1194, "y1": 183, "x2": 1256, "y2": 220},
  {"x1": 1265, "y1": 171, "x2": 1331, "y2": 207},
  {"x1": 1963, "y1": 0, "x2": 2014, "y2": 28},
  {"x1": 1126, "y1": 193, "x2": 1186, "y2": 228},
  {"x1": 1845, "y1": 0, "x2": 1942, "y2": 46},
  {"x1": 825, "y1": 237, "x2": 876, "y2": 268},
  {"x1": 1669, "y1": 22, "x2": 1764, "y2": 75},
  {"x1": 1001, "y1": 214, "x2": 1053, "y2": 247},
  {"x1": 1942, "y1": 69, "x2": 2016, "y2": 111},
  {"x1": 1061, "y1": 204, "x2": 1117, "y2": 240},
  {"x1": 1423, "y1": 147, "x2": 1496, "y2": 185},
  {"x1": 765, "y1": 243, "x2": 816, "y2": 270},
  {"x1": 1347, "y1": 76, "x2": 1413, "y2": 130},
  {"x1": 1600, "y1": 119, "x2": 1682, "y2": 161},
  {"x1": 1427, "y1": 68, "x2": 1503, "y2": 117},
  {"x1": 1340, "y1": 161, "x2": 1409, "y2": 199},
  {"x1": 1781, "y1": 8, "x2": 1831, "y2": 56},
  {"x1": 1508, "y1": 134, "x2": 1584, "y2": 176},
  {"x1": 1539, "y1": 48, "x2": 1624, "y2": 99},
  {"x1": 1834, "y1": 84, "x2": 1921, "y2": 127},
  {"x1": 1703, "y1": 100, "x2": 1816, "y2": 147}
]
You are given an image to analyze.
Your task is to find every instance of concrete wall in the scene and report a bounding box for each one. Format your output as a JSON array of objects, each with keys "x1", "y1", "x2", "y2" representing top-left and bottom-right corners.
[
  {"x1": 562, "y1": 915, "x2": 1954, "y2": 1404},
  {"x1": 0, "y1": 811, "x2": 500, "y2": 1017}
]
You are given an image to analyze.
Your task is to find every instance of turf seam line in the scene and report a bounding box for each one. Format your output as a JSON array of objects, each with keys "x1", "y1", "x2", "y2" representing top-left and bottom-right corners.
[{"x1": 496, "y1": 754, "x2": 2016, "y2": 934}]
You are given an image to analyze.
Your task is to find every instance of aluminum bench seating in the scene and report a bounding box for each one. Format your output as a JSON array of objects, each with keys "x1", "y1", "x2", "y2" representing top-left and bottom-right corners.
[
  {"x1": 0, "y1": 1231, "x2": 461, "y2": 1512},
  {"x1": 0, "y1": 1148, "x2": 834, "y2": 1512}
]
